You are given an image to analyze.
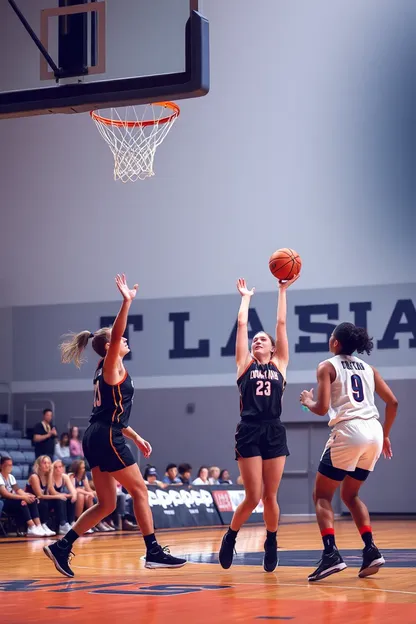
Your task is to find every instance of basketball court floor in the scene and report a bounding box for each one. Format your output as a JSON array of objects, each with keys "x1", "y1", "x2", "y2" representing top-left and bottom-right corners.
[{"x1": 1, "y1": 518, "x2": 415, "y2": 624}]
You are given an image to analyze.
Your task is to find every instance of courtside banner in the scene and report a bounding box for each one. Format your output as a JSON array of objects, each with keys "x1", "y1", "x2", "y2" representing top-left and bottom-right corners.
[
  {"x1": 211, "y1": 486, "x2": 264, "y2": 525},
  {"x1": 147, "y1": 485, "x2": 221, "y2": 529}
]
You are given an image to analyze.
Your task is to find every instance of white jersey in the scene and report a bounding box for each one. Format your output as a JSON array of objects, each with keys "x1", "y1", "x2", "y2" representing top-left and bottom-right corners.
[{"x1": 325, "y1": 355, "x2": 379, "y2": 427}]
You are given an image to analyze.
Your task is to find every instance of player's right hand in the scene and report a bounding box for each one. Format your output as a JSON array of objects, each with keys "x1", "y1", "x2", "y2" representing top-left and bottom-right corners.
[{"x1": 115, "y1": 273, "x2": 138, "y2": 302}]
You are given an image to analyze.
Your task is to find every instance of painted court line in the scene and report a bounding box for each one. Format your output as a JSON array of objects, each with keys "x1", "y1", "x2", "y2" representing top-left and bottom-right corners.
[{"x1": 72, "y1": 565, "x2": 416, "y2": 596}]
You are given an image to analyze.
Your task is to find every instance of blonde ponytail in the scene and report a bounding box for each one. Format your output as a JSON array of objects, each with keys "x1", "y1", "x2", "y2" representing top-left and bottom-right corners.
[{"x1": 60, "y1": 330, "x2": 92, "y2": 368}]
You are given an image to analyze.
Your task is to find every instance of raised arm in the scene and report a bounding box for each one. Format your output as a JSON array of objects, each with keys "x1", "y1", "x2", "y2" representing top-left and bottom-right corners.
[
  {"x1": 103, "y1": 274, "x2": 138, "y2": 385},
  {"x1": 372, "y1": 367, "x2": 398, "y2": 458},
  {"x1": 235, "y1": 279, "x2": 255, "y2": 377},
  {"x1": 272, "y1": 274, "x2": 299, "y2": 378}
]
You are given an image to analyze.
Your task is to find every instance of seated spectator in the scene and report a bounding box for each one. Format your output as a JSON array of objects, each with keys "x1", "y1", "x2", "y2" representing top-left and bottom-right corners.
[
  {"x1": 143, "y1": 466, "x2": 165, "y2": 488},
  {"x1": 178, "y1": 463, "x2": 192, "y2": 486},
  {"x1": 69, "y1": 459, "x2": 106, "y2": 533},
  {"x1": 219, "y1": 469, "x2": 233, "y2": 484},
  {"x1": 0, "y1": 456, "x2": 45, "y2": 536},
  {"x1": 208, "y1": 466, "x2": 220, "y2": 485},
  {"x1": 32, "y1": 408, "x2": 57, "y2": 460},
  {"x1": 51, "y1": 460, "x2": 77, "y2": 532},
  {"x1": 26, "y1": 455, "x2": 70, "y2": 536},
  {"x1": 236, "y1": 475, "x2": 244, "y2": 485},
  {"x1": 54, "y1": 432, "x2": 70, "y2": 460},
  {"x1": 162, "y1": 463, "x2": 182, "y2": 485},
  {"x1": 192, "y1": 466, "x2": 209, "y2": 485},
  {"x1": 69, "y1": 426, "x2": 83, "y2": 459}
]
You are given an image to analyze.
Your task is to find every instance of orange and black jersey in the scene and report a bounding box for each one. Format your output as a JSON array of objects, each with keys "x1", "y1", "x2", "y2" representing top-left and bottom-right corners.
[
  {"x1": 90, "y1": 359, "x2": 134, "y2": 429},
  {"x1": 238, "y1": 359, "x2": 286, "y2": 423}
]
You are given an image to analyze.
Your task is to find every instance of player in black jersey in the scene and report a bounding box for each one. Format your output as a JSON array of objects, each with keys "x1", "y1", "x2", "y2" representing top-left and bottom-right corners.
[
  {"x1": 219, "y1": 275, "x2": 299, "y2": 572},
  {"x1": 43, "y1": 274, "x2": 186, "y2": 577}
]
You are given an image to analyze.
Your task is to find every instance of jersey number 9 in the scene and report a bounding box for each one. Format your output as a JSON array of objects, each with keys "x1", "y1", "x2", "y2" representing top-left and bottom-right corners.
[{"x1": 351, "y1": 374, "x2": 364, "y2": 403}]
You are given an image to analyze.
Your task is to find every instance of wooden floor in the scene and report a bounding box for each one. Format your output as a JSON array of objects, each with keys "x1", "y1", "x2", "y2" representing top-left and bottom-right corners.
[{"x1": 0, "y1": 518, "x2": 415, "y2": 624}]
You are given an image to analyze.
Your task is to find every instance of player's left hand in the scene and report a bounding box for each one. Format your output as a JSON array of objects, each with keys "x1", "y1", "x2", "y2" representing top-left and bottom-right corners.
[
  {"x1": 279, "y1": 274, "x2": 300, "y2": 290},
  {"x1": 135, "y1": 436, "x2": 152, "y2": 459},
  {"x1": 300, "y1": 388, "x2": 314, "y2": 404}
]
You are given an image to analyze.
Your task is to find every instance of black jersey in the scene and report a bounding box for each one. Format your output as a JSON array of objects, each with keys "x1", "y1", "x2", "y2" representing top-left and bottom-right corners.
[
  {"x1": 89, "y1": 359, "x2": 134, "y2": 429},
  {"x1": 237, "y1": 359, "x2": 285, "y2": 423}
]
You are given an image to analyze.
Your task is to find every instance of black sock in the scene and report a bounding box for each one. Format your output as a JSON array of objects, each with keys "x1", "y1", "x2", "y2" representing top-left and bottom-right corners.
[
  {"x1": 60, "y1": 529, "x2": 79, "y2": 548},
  {"x1": 266, "y1": 530, "x2": 277, "y2": 542},
  {"x1": 144, "y1": 533, "x2": 158, "y2": 552},
  {"x1": 361, "y1": 531, "x2": 373, "y2": 548},
  {"x1": 322, "y1": 533, "x2": 336, "y2": 554},
  {"x1": 227, "y1": 527, "x2": 238, "y2": 539}
]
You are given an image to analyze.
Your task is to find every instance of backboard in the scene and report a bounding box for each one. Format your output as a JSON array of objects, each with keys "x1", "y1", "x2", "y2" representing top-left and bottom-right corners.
[{"x1": 0, "y1": 0, "x2": 209, "y2": 119}]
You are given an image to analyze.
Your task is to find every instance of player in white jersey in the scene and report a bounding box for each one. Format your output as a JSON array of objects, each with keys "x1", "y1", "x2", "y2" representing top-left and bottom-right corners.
[{"x1": 300, "y1": 322, "x2": 398, "y2": 582}]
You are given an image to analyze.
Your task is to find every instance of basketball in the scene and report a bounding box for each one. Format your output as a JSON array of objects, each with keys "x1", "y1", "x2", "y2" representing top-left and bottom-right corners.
[{"x1": 269, "y1": 248, "x2": 302, "y2": 281}]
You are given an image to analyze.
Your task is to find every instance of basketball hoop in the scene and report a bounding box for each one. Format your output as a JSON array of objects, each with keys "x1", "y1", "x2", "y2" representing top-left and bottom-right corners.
[{"x1": 90, "y1": 102, "x2": 180, "y2": 182}]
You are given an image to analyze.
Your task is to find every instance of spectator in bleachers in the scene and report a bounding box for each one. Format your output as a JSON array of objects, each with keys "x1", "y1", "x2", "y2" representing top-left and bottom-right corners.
[
  {"x1": 26, "y1": 455, "x2": 70, "y2": 536},
  {"x1": 69, "y1": 426, "x2": 83, "y2": 459},
  {"x1": 219, "y1": 469, "x2": 233, "y2": 484},
  {"x1": 162, "y1": 463, "x2": 182, "y2": 485},
  {"x1": 208, "y1": 466, "x2": 220, "y2": 485},
  {"x1": 192, "y1": 466, "x2": 209, "y2": 485},
  {"x1": 178, "y1": 463, "x2": 192, "y2": 486},
  {"x1": 54, "y1": 432, "x2": 70, "y2": 460},
  {"x1": 33, "y1": 409, "x2": 57, "y2": 459},
  {"x1": 68, "y1": 460, "x2": 96, "y2": 532},
  {"x1": 51, "y1": 460, "x2": 77, "y2": 532},
  {"x1": 236, "y1": 475, "x2": 244, "y2": 486},
  {"x1": 0, "y1": 456, "x2": 45, "y2": 536},
  {"x1": 143, "y1": 466, "x2": 165, "y2": 488}
]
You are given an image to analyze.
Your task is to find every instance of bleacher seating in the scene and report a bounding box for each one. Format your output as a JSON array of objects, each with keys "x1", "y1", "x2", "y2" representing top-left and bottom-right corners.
[{"x1": 0, "y1": 424, "x2": 34, "y2": 486}]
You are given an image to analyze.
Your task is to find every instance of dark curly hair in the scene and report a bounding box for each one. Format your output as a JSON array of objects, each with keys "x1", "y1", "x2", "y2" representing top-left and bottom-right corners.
[{"x1": 333, "y1": 322, "x2": 374, "y2": 356}]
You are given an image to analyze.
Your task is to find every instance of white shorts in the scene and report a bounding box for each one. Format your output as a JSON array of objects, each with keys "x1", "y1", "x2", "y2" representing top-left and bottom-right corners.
[{"x1": 319, "y1": 417, "x2": 383, "y2": 480}]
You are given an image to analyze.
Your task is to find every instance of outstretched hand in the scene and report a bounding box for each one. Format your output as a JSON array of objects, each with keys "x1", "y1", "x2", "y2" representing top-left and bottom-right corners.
[
  {"x1": 237, "y1": 278, "x2": 255, "y2": 297},
  {"x1": 278, "y1": 273, "x2": 300, "y2": 290},
  {"x1": 115, "y1": 274, "x2": 138, "y2": 302}
]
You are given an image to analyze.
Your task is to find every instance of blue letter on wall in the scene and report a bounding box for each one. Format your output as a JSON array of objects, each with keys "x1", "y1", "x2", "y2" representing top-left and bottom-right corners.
[
  {"x1": 377, "y1": 300, "x2": 416, "y2": 349},
  {"x1": 295, "y1": 304, "x2": 338, "y2": 353},
  {"x1": 350, "y1": 302, "x2": 372, "y2": 328},
  {"x1": 169, "y1": 312, "x2": 210, "y2": 359}
]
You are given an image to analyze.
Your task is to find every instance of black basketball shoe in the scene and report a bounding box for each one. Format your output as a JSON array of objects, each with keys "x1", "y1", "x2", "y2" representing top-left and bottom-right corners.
[
  {"x1": 358, "y1": 544, "x2": 385, "y2": 578},
  {"x1": 44, "y1": 541, "x2": 75, "y2": 578},
  {"x1": 145, "y1": 545, "x2": 187, "y2": 569},
  {"x1": 263, "y1": 536, "x2": 279, "y2": 572},
  {"x1": 308, "y1": 548, "x2": 347, "y2": 582},
  {"x1": 219, "y1": 531, "x2": 237, "y2": 569}
]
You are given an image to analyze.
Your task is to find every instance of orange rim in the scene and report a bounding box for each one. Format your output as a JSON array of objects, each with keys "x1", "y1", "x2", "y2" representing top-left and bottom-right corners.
[{"x1": 90, "y1": 101, "x2": 180, "y2": 128}]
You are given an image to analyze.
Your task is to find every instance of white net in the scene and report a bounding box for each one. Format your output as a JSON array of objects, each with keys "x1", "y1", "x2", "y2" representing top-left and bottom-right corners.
[{"x1": 91, "y1": 103, "x2": 180, "y2": 182}]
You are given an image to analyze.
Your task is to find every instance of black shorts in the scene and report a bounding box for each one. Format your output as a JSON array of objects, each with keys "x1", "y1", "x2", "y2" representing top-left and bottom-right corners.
[
  {"x1": 235, "y1": 420, "x2": 290, "y2": 461},
  {"x1": 82, "y1": 422, "x2": 136, "y2": 473}
]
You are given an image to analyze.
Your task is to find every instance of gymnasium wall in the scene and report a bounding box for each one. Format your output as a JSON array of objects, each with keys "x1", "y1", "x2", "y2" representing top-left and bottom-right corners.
[{"x1": 0, "y1": 0, "x2": 415, "y2": 512}]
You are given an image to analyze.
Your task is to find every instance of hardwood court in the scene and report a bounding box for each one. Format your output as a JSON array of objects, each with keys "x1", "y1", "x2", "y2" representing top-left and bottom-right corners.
[{"x1": 0, "y1": 519, "x2": 415, "y2": 624}]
